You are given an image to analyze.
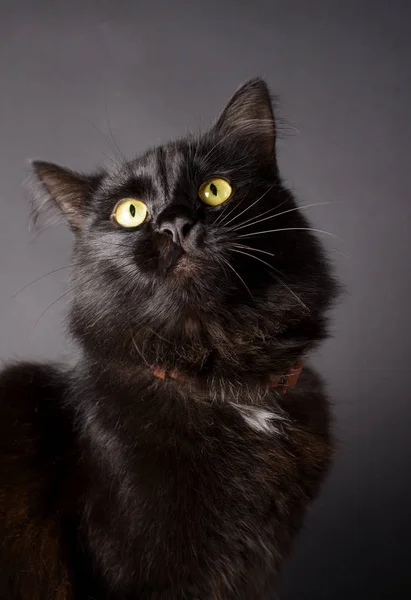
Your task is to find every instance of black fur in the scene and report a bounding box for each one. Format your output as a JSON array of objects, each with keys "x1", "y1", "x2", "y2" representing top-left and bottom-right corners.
[{"x1": 0, "y1": 78, "x2": 338, "y2": 599}]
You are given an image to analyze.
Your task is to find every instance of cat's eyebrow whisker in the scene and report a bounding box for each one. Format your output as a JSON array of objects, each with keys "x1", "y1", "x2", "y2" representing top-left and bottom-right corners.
[
  {"x1": 205, "y1": 121, "x2": 278, "y2": 165},
  {"x1": 199, "y1": 121, "x2": 273, "y2": 170},
  {"x1": 237, "y1": 227, "x2": 338, "y2": 239},
  {"x1": 104, "y1": 104, "x2": 129, "y2": 168},
  {"x1": 221, "y1": 183, "x2": 277, "y2": 229},
  {"x1": 199, "y1": 128, "x2": 242, "y2": 167},
  {"x1": 228, "y1": 202, "x2": 336, "y2": 233},
  {"x1": 88, "y1": 121, "x2": 124, "y2": 166},
  {"x1": 229, "y1": 247, "x2": 310, "y2": 314}
]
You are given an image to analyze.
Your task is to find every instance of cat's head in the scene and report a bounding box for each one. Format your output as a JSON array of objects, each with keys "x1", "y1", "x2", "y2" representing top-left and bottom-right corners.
[{"x1": 32, "y1": 78, "x2": 337, "y2": 379}]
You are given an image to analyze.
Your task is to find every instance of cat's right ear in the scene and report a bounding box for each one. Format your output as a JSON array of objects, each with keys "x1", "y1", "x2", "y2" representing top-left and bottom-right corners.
[
  {"x1": 213, "y1": 78, "x2": 277, "y2": 163},
  {"x1": 30, "y1": 161, "x2": 101, "y2": 232}
]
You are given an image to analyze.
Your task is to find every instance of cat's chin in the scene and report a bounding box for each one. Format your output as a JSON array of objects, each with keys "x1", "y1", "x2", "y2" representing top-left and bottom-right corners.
[{"x1": 170, "y1": 254, "x2": 199, "y2": 278}]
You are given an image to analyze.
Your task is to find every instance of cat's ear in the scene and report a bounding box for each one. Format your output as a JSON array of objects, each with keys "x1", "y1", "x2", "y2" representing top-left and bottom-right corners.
[
  {"x1": 30, "y1": 161, "x2": 101, "y2": 232},
  {"x1": 214, "y1": 77, "x2": 276, "y2": 161}
]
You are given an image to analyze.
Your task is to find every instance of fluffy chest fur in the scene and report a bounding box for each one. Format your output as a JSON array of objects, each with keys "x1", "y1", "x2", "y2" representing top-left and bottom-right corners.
[{"x1": 72, "y1": 369, "x2": 331, "y2": 599}]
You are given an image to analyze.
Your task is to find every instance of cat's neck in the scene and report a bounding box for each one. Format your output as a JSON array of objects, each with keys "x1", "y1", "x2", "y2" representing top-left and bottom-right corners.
[{"x1": 74, "y1": 348, "x2": 303, "y2": 410}]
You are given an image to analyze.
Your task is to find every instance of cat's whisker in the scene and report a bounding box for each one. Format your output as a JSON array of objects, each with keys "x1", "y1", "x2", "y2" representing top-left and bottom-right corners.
[
  {"x1": 144, "y1": 326, "x2": 173, "y2": 345},
  {"x1": 214, "y1": 169, "x2": 264, "y2": 227},
  {"x1": 11, "y1": 263, "x2": 86, "y2": 301},
  {"x1": 29, "y1": 218, "x2": 69, "y2": 242},
  {"x1": 221, "y1": 183, "x2": 277, "y2": 229},
  {"x1": 130, "y1": 329, "x2": 153, "y2": 368},
  {"x1": 231, "y1": 243, "x2": 276, "y2": 259},
  {"x1": 238, "y1": 227, "x2": 338, "y2": 240},
  {"x1": 30, "y1": 275, "x2": 100, "y2": 332},
  {"x1": 220, "y1": 256, "x2": 254, "y2": 301},
  {"x1": 329, "y1": 248, "x2": 351, "y2": 259},
  {"x1": 213, "y1": 196, "x2": 237, "y2": 226},
  {"x1": 215, "y1": 191, "x2": 250, "y2": 227},
  {"x1": 214, "y1": 199, "x2": 241, "y2": 227},
  {"x1": 229, "y1": 247, "x2": 310, "y2": 314},
  {"x1": 227, "y1": 202, "x2": 336, "y2": 233},
  {"x1": 224, "y1": 197, "x2": 289, "y2": 232},
  {"x1": 12, "y1": 250, "x2": 139, "y2": 302},
  {"x1": 217, "y1": 192, "x2": 289, "y2": 233}
]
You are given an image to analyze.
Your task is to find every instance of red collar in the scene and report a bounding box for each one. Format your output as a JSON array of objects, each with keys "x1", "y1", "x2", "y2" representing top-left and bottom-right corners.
[{"x1": 152, "y1": 361, "x2": 303, "y2": 395}]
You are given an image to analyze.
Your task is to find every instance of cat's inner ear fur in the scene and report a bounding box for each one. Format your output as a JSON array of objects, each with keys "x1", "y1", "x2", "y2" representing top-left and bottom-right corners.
[
  {"x1": 214, "y1": 77, "x2": 276, "y2": 161},
  {"x1": 31, "y1": 161, "x2": 100, "y2": 231}
]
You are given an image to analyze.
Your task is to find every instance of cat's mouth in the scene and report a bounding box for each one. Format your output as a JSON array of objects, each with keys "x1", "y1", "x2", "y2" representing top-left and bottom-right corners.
[{"x1": 157, "y1": 236, "x2": 201, "y2": 278}]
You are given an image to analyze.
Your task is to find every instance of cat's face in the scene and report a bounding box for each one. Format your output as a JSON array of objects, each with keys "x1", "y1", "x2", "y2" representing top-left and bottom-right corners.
[{"x1": 32, "y1": 79, "x2": 335, "y2": 374}]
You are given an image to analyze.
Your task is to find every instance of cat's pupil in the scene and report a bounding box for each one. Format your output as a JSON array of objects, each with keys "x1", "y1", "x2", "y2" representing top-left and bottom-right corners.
[
  {"x1": 210, "y1": 183, "x2": 218, "y2": 196},
  {"x1": 129, "y1": 204, "x2": 136, "y2": 218}
]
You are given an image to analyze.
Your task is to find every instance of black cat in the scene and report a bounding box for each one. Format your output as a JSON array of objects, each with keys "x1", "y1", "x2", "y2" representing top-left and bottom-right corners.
[{"x1": 0, "y1": 78, "x2": 338, "y2": 599}]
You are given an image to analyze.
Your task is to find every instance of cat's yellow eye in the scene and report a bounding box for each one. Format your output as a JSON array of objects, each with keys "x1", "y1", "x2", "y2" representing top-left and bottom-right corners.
[
  {"x1": 198, "y1": 178, "x2": 232, "y2": 206},
  {"x1": 112, "y1": 199, "x2": 148, "y2": 228}
]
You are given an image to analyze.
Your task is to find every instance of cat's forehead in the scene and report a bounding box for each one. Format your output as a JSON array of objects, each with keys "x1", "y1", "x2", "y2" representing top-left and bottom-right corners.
[
  {"x1": 102, "y1": 139, "x2": 195, "y2": 193},
  {"x1": 137, "y1": 141, "x2": 190, "y2": 174},
  {"x1": 128, "y1": 140, "x2": 194, "y2": 178},
  {"x1": 105, "y1": 132, "x2": 245, "y2": 189}
]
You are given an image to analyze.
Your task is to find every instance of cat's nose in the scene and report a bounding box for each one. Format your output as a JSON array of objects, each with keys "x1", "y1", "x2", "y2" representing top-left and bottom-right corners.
[{"x1": 159, "y1": 215, "x2": 194, "y2": 246}]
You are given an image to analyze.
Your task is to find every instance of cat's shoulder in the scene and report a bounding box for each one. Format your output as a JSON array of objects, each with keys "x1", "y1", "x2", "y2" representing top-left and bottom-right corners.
[
  {"x1": 0, "y1": 360, "x2": 72, "y2": 457},
  {"x1": 0, "y1": 361, "x2": 75, "y2": 599},
  {"x1": 277, "y1": 363, "x2": 333, "y2": 439}
]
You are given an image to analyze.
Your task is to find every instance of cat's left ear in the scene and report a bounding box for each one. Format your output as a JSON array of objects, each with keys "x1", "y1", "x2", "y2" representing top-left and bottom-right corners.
[
  {"x1": 30, "y1": 161, "x2": 101, "y2": 232},
  {"x1": 213, "y1": 77, "x2": 276, "y2": 163}
]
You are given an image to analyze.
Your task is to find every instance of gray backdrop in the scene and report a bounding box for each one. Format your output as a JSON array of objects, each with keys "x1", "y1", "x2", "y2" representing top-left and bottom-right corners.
[{"x1": 1, "y1": 0, "x2": 410, "y2": 598}]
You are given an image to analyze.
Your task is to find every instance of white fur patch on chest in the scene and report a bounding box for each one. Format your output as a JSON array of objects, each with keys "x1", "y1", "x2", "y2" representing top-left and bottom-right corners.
[{"x1": 231, "y1": 404, "x2": 287, "y2": 434}]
